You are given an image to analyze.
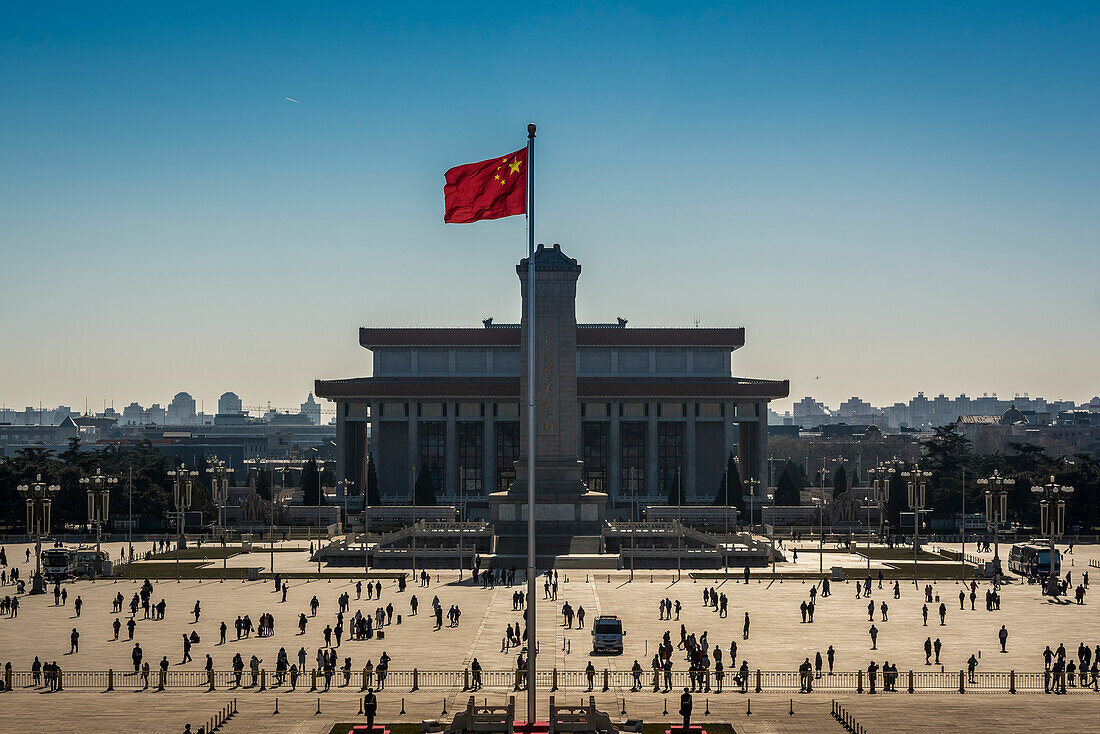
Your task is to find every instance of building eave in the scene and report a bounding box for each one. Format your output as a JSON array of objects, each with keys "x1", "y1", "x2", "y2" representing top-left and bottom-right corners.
[
  {"x1": 315, "y1": 376, "x2": 788, "y2": 401},
  {"x1": 358, "y1": 327, "x2": 746, "y2": 350}
]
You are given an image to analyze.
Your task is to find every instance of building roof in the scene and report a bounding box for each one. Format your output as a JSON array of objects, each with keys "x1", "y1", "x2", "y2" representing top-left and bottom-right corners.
[
  {"x1": 315, "y1": 376, "x2": 789, "y2": 401},
  {"x1": 358, "y1": 326, "x2": 745, "y2": 349}
]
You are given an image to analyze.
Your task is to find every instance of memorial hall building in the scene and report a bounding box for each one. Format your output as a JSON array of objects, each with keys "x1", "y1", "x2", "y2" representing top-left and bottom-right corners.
[{"x1": 315, "y1": 245, "x2": 789, "y2": 518}]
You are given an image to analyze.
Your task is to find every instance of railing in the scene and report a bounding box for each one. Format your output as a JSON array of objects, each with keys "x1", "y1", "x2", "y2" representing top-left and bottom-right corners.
[
  {"x1": 832, "y1": 699, "x2": 868, "y2": 734},
  {"x1": 3, "y1": 667, "x2": 1099, "y2": 694}
]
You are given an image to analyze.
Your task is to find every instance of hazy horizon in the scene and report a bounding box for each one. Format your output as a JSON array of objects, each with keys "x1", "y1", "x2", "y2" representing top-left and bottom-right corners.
[{"x1": 2, "y1": 3, "x2": 1097, "y2": 414}]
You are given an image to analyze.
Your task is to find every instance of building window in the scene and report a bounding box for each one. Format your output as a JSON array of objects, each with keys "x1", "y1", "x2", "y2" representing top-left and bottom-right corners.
[
  {"x1": 495, "y1": 403, "x2": 520, "y2": 418},
  {"x1": 620, "y1": 421, "x2": 647, "y2": 497},
  {"x1": 457, "y1": 421, "x2": 484, "y2": 499},
  {"x1": 658, "y1": 422, "x2": 685, "y2": 503},
  {"x1": 582, "y1": 422, "x2": 608, "y2": 493},
  {"x1": 418, "y1": 422, "x2": 445, "y2": 492},
  {"x1": 496, "y1": 421, "x2": 520, "y2": 492}
]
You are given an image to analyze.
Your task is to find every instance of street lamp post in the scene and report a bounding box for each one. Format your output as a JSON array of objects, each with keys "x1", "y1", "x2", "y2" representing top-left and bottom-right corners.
[
  {"x1": 206, "y1": 458, "x2": 230, "y2": 582},
  {"x1": 816, "y1": 467, "x2": 828, "y2": 574},
  {"x1": 1031, "y1": 475, "x2": 1075, "y2": 596},
  {"x1": 17, "y1": 474, "x2": 60, "y2": 594},
  {"x1": 746, "y1": 478, "x2": 760, "y2": 537},
  {"x1": 167, "y1": 464, "x2": 197, "y2": 582},
  {"x1": 411, "y1": 466, "x2": 418, "y2": 579},
  {"x1": 337, "y1": 477, "x2": 358, "y2": 576},
  {"x1": 630, "y1": 466, "x2": 636, "y2": 583},
  {"x1": 458, "y1": 466, "x2": 465, "y2": 580},
  {"x1": 867, "y1": 462, "x2": 896, "y2": 569},
  {"x1": 275, "y1": 465, "x2": 290, "y2": 576},
  {"x1": 977, "y1": 469, "x2": 1015, "y2": 584},
  {"x1": 902, "y1": 467, "x2": 932, "y2": 582},
  {"x1": 79, "y1": 467, "x2": 117, "y2": 580}
]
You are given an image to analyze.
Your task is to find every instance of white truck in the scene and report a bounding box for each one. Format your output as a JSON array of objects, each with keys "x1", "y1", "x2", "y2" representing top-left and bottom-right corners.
[{"x1": 591, "y1": 615, "x2": 625, "y2": 654}]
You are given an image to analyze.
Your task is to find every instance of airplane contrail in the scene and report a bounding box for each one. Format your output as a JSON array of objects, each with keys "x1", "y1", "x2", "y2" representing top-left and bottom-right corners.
[{"x1": 284, "y1": 97, "x2": 300, "y2": 103}]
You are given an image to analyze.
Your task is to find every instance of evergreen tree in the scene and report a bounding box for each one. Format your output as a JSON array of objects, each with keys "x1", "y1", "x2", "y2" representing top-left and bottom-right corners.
[
  {"x1": 255, "y1": 467, "x2": 272, "y2": 502},
  {"x1": 414, "y1": 461, "x2": 437, "y2": 506},
  {"x1": 301, "y1": 457, "x2": 321, "y2": 506},
  {"x1": 833, "y1": 465, "x2": 848, "y2": 495},
  {"x1": 713, "y1": 452, "x2": 746, "y2": 512},
  {"x1": 774, "y1": 461, "x2": 802, "y2": 506},
  {"x1": 366, "y1": 453, "x2": 381, "y2": 505},
  {"x1": 664, "y1": 468, "x2": 683, "y2": 506},
  {"x1": 887, "y1": 471, "x2": 908, "y2": 530}
]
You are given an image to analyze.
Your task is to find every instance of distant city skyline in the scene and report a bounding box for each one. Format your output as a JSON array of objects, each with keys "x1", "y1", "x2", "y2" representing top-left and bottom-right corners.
[
  {"x1": 4, "y1": 387, "x2": 1097, "y2": 426},
  {"x1": 2, "y1": 4, "x2": 1097, "y2": 415}
]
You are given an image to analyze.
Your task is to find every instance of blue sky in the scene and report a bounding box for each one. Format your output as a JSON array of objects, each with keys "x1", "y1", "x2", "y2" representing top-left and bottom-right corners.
[{"x1": 1, "y1": 2, "x2": 1097, "y2": 414}]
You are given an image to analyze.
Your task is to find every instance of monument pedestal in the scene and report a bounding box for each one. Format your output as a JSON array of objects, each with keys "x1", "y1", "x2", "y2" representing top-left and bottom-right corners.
[{"x1": 490, "y1": 458, "x2": 607, "y2": 561}]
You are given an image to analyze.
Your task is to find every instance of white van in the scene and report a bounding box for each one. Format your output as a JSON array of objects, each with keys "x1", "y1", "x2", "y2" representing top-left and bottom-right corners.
[{"x1": 591, "y1": 615, "x2": 624, "y2": 654}]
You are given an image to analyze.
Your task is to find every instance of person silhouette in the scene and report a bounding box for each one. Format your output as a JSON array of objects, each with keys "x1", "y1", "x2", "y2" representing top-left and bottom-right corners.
[{"x1": 679, "y1": 688, "x2": 693, "y2": 730}]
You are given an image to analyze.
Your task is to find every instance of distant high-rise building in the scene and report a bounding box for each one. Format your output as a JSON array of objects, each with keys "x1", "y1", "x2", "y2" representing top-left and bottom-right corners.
[
  {"x1": 218, "y1": 391, "x2": 243, "y2": 416},
  {"x1": 121, "y1": 402, "x2": 145, "y2": 425},
  {"x1": 300, "y1": 392, "x2": 321, "y2": 425},
  {"x1": 166, "y1": 392, "x2": 197, "y2": 425}
]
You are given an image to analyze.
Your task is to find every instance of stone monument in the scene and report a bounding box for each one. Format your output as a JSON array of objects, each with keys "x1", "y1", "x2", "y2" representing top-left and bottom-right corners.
[{"x1": 489, "y1": 244, "x2": 608, "y2": 561}]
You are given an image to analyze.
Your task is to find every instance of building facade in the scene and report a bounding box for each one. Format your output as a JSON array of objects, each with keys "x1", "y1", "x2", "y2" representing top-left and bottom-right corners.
[{"x1": 316, "y1": 246, "x2": 789, "y2": 517}]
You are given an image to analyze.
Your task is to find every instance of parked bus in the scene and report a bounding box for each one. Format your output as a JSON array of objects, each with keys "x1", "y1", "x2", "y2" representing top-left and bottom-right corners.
[
  {"x1": 41, "y1": 547, "x2": 74, "y2": 581},
  {"x1": 1008, "y1": 540, "x2": 1060, "y2": 580}
]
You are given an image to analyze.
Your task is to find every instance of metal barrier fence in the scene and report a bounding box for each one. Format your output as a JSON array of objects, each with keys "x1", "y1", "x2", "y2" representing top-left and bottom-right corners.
[{"x1": 4, "y1": 667, "x2": 1099, "y2": 694}]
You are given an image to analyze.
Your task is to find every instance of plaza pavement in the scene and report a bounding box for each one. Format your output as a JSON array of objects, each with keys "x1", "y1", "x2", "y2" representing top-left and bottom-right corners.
[{"x1": 0, "y1": 539, "x2": 1097, "y2": 733}]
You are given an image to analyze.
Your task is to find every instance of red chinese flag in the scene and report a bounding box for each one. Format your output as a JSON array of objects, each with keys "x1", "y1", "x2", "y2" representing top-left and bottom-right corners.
[{"x1": 444, "y1": 148, "x2": 527, "y2": 223}]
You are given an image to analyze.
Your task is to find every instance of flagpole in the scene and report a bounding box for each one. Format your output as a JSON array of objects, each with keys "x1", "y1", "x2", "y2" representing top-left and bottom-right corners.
[{"x1": 524, "y1": 121, "x2": 537, "y2": 726}]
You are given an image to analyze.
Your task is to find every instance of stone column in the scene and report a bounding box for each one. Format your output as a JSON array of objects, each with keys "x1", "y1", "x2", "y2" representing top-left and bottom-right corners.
[
  {"x1": 407, "y1": 415, "x2": 418, "y2": 502},
  {"x1": 647, "y1": 403, "x2": 658, "y2": 500},
  {"x1": 445, "y1": 405, "x2": 458, "y2": 501},
  {"x1": 685, "y1": 402, "x2": 697, "y2": 501},
  {"x1": 484, "y1": 415, "x2": 496, "y2": 503},
  {"x1": 609, "y1": 403, "x2": 621, "y2": 507}
]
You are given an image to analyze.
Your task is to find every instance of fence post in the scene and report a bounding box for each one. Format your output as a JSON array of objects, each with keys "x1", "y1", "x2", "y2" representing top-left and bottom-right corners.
[
  {"x1": 107, "y1": 668, "x2": 114, "y2": 691},
  {"x1": 208, "y1": 669, "x2": 215, "y2": 691},
  {"x1": 958, "y1": 670, "x2": 965, "y2": 694},
  {"x1": 311, "y1": 668, "x2": 317, "y2": 692},
  {"x1": 602, "y1": 668, "x2": 609, "y2": 692},
  {"x1": 412, "y1": 668, "x2": 419, "y2": 692},
  {"x1": 857, "y1": 669, "x2": 863, "y2": 693},
  {"x1": 552, "y1": 668, "x2": 558, "y2": 692},
  {"x1": 1010, "y1": 670, "x2": 1016, "y2": 694},
  {"x1": 158, "y1": 669, "x2": 165, "y2": 691},
  {"x1": 754, "y1": 669, "x2": 762, "y2": 693},
  {"x1": 4, "y1": 666, "x2": 11, "y2": 691},
  {"x1": 260, "y1": 668, "x2": 266, "y2": 691},
  {"x1": 464, "y1": 667, "x2": 470, "y2": 691},
  {"x1": 652, "y1": 669, "x2": 659, "y2": 692}
]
